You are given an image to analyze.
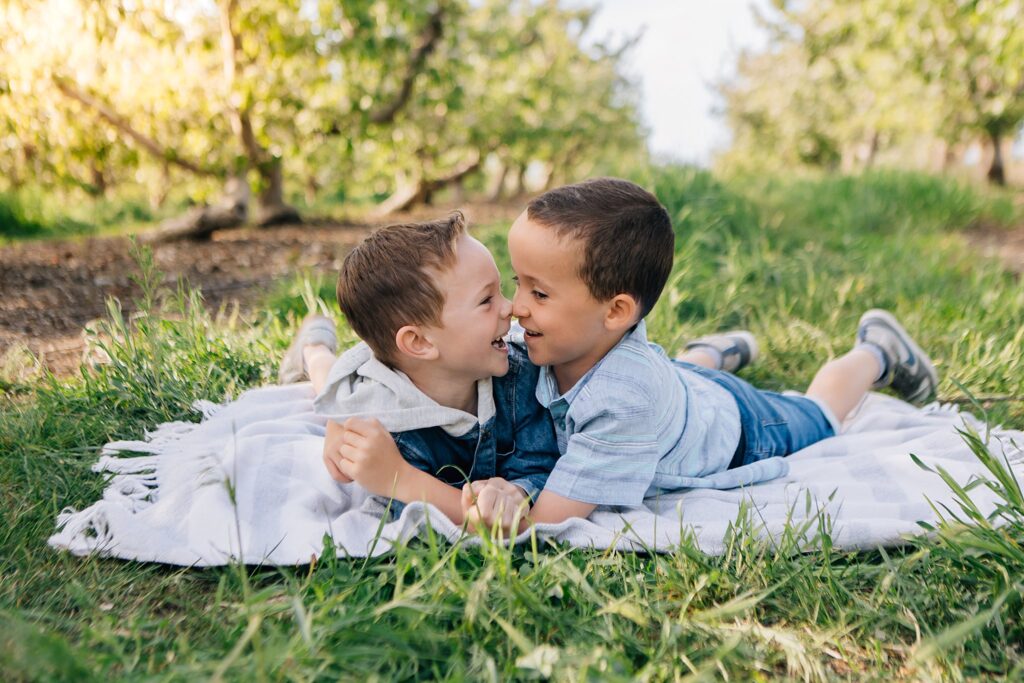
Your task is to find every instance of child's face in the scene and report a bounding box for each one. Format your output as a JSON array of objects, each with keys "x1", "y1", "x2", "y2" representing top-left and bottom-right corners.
[
  {"x1": 508, "y1": 211, "x2": 617, "y2": 388},
  {"x1": 423, "y1": 235, "x2": 513, "y2": 381}
]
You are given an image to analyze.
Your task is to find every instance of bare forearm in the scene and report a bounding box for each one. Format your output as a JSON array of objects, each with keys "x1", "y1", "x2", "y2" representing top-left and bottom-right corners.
[
  {"x1": 395, "y1": 468, "x2": 467, "y2": 524},
  {"x1": 525, "y1": 491, "x2": 597, "y2": 527}
]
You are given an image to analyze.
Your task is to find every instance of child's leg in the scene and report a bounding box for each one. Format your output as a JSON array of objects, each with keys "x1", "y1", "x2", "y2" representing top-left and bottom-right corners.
[
  {"x1": 806, "y1": 309, "x2": 938, "y2": 423},
  {"x1": 303, "y1": 344, "x2": 336, "y2": 395},
  {"x1": 278, "y1": 314, "x2": 339, "y2": 385},
  {"x1": 676, "y1": 330, "x2": 759, "y2": 373},
  {"x1": 805, "y1": 348, "x2": 879, "y2": 423},
  {"x1": 675, "y1": 347, "x2": 721, "y2": 369}
]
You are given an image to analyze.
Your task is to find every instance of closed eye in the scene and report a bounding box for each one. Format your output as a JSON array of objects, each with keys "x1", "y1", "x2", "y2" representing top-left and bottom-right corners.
[
  {"x1": 479, "y1": 295, "x2": 493, "y2": 306},
  {"x1": 532, "y1": 290, "x2": 548, "y2": 300}
]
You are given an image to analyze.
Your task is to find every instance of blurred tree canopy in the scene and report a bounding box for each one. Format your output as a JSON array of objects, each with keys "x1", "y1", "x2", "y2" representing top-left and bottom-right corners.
[
  {"x1": 0, "y1": 0, "x2": 644, "y2": 226},
  {"x1": 718, "y1": 0, "x2": 1024, "y2": 185}
]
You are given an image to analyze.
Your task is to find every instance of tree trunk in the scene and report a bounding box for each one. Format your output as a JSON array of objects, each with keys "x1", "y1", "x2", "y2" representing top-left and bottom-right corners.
[
  {"x1": 487, "y1": 162, "x2": 508, "y2": 202},
  {"x1": 942, "y1": 140, "x2": 959, "y2": 172},
  {"x1": 507, "y1": 164, "x2": 524, "y2": 197},
  {"x1": 305, "y1": 174, "x2": 320, "y2": 206},
  {"x1": 254, "y1": 157, "x2": 301, "y2": 226},
  {"x1": 143, "y1": 176, "x2": 249, "y2": 244},
  {"x1": 539, "y1": 162, "x2": 555, "y2": 191},
  {"x1": 987, "y1": 128, "x2": 1006, "y2": 185},
  {"x1": 220, "y1": 0, "x2": 300, "y2": 227},
  {"x1": 89, "y1": 161, "x2": 107, "y2": 197},
  {"x1": 149, "y1": 165, "x2": 170, "y2": 209},
  {"x1": 451, "y1": 177, "x2": 465, "y2": 204},
  {"x1": 864, "y1": 131, "x2": 880, "y2": 169}
]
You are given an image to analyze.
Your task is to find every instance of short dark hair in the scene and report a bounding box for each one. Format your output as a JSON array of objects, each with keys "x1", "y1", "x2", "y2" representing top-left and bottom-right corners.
[
  {"x1": 527, "y1": 177, "x2": 673, "y2": 318},
  {"x1": 337, "y1": 212, "x2": 465, "y2": 365}
]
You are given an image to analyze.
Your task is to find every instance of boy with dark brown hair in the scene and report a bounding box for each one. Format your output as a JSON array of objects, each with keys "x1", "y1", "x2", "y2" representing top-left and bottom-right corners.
[{"x1": 464, "y1": 177, "x2": 939, "y2": 532}]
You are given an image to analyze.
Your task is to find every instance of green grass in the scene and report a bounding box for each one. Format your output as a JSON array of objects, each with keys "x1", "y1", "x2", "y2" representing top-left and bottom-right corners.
[
  {"x1": 0, "y1": 186, "x2": 193, "y2": 244},
  {"x1": 2, "y1": 169, "x2": 1024, "y2": 679}
]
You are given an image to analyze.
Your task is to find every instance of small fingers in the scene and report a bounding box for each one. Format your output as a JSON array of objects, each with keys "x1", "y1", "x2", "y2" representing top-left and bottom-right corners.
[
  {"x1": 335, "y1": 455, "x2": 356, "y2": 480},
  {"x1": 340, "y1": 428, "x2": 367, "y2": 449},
  {"x1": 323, "y1": 452, "x2": 349, "y2": 483},
  {"x1": 338, "y1": 442, "x2": 364, "y2": 461}
]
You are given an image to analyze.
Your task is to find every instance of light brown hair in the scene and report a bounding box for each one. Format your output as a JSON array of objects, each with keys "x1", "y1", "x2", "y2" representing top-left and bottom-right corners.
[
  {"x1": 527, "y1": 177, "x2": 673, "y2": 318},
  {"x1": 337, "y1": 211, "x2": 466, "y2": 365}
]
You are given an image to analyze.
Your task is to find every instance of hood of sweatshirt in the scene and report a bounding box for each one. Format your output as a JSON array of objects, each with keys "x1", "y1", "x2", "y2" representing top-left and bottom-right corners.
[{"x1": 312, "y1": 342, "x2": 495, "y2": 437}]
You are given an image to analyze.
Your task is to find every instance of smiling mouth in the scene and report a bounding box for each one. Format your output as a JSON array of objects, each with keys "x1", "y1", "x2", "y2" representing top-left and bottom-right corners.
[
  {"x1": 523, "y1": 328, "x2": 542, "y2": 338},
  {"x1": 491, "y1": 336, "x2": 507, "y2": 351}
]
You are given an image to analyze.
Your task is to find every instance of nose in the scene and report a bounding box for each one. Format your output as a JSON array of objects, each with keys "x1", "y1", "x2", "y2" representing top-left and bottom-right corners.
[
  {"x1": 498, "y1": 294, "x2": 512, "y2": 319},
  {"x1": 511, "y1": 286, "x2": 528, "y2": 319}
]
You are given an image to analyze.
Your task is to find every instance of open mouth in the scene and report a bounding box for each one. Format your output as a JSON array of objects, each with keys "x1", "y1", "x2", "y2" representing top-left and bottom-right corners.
[
  {"x1": 523, "y1": 328, "x2": 542, "y2": 338},
  {"x1": 491, "y1": 336, "x2": 508, "y2": 351}
]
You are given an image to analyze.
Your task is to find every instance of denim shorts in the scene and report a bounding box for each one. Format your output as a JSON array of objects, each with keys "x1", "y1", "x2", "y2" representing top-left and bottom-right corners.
[{"x1": 677, "y1": 363, "x2": 839, "y2": 469}]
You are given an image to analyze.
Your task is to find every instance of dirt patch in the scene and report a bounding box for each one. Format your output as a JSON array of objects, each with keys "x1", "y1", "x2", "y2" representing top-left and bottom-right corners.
[
  {"x1": 967, "y1": 221, "x2": 1024, "y2": 276},
  {"x1": 0, "y1": 202, "x2": 521, "y2": 376}
]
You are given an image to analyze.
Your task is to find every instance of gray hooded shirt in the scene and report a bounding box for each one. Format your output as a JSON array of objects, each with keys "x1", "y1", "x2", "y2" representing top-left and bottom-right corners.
[{"x1": 314, "y1": 341, "x2": 560, "y2": 512}]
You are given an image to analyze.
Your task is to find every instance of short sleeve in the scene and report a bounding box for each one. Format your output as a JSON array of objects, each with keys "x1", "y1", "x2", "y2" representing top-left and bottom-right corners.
[{"x1": 541, "y1": 403, "x2": 661, "y2": 506}]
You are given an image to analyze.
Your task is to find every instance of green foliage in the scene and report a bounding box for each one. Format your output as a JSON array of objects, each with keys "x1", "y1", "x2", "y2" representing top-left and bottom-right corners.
[
  {"x1": 718, "y1": 0, "x2": 1024, "y2": 179},
  {"x1": 2, "y1": 171, "x2": 1024, "y2": 678},
  {"x1": 0, "y1": 0, "x2": 643, "y2": 211}
]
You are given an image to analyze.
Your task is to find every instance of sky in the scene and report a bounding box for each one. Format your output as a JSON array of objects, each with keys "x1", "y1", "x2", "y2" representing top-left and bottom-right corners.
[{"x1": 583, "y1": 0, "x2": 771, "y2": 166}]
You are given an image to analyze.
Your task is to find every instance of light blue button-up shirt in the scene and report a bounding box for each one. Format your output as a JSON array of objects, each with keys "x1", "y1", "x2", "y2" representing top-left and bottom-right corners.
[{"x1": 537, "y1": 321, "x2": 784, "y2": 506}]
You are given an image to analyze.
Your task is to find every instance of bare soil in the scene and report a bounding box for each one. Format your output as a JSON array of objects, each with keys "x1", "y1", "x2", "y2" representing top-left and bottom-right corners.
[
  {"x1": 3, "y1": 202, "x2": 1020, "y2": 378},
  {"x1": 967, "y1": 222, "x2": 1024, "y2": 278},
  {"x1": 0, "y1": 202, "x2": 522, "y2": 376}
]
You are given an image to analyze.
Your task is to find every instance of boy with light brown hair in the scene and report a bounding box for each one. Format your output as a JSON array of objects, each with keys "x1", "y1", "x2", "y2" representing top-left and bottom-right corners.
[{"x1": 278, "y1": 212, "x2": 560, "y2": 524}]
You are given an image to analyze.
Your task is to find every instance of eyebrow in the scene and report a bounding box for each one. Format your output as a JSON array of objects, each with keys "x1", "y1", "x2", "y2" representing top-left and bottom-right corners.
[{"x1": 514, "y1": 273, "x2": 550, "y2": 290}]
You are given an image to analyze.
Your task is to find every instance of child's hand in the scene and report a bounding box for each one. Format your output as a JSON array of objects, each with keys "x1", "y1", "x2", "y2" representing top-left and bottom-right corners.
[
  {"x1": 322, "y1": 420, "x2": 353, "y2": 484},
  {"x1": 332, "y1": 417, "x2": 412, "y2": 497},
  {"x1": 461, "y1": 478, "x2": 529, "y2": 536}
]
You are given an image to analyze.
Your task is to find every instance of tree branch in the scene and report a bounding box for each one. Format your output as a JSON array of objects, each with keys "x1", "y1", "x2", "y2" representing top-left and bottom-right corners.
[
  {"x1": 424, "y1": 149, "x2": 482, "y2": 190},
  {"x1": 371, "y1": 149, "x2": 482, "y2": 217},
  {"x1": 219, "y1": 0, "x2": 266, "y2": 167},
  {"x1": 53, "y1": 76, "x2": 221, "y2": 177},
  {"x1": 367, "y1": 5, "x2": 446, "y2": 125}
]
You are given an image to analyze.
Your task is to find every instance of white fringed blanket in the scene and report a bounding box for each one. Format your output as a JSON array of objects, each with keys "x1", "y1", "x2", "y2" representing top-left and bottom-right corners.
[{"x1": 48, "y1": 384, "x2": 1024, "y2": 565}]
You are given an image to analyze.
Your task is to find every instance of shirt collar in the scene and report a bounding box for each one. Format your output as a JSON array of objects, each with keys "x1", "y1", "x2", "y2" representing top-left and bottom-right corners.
[{"x1": 534, "y1": 320, "x2": 648, "y2": 409}]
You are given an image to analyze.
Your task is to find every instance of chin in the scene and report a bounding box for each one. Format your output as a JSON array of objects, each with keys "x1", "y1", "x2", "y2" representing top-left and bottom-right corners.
[
  {"x1": 492, "y1": 358, "x2": 511, "y2": 377},
  {"x1": 523, "y1": 346, "x2": 546, "y2": 366}
]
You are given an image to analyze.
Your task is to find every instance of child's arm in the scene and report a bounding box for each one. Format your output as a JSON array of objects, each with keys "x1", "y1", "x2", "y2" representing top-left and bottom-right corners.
[
  {"x1": 461, "y1": 479, "x2": 596, "y2": 535},
  {"x1": 326, "y1": 416, "x2": 467, "y2": 523},
  {"x1": 526, "y1": 490, "x2": 596, "y2": 525}
]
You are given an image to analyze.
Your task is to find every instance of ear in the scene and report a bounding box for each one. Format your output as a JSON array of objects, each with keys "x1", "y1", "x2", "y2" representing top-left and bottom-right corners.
[
  {"x1": 394, "y1": 325, "x2": 440, "y2": 361},
  {"x1": 603, "y1": 294, "x2": 640, "y2": 332}
]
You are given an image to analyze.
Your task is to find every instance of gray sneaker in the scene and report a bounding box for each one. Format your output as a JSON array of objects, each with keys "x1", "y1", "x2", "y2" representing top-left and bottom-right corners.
[
  {"x1": 857, "y1": 309, "x2": 938, "y2": 405},
  {"x1": 683, "y1": 330, "x2": 759, "y2": 373},
  {"x1": 278, "y1": 314, "x2": 339, "y2": 384}
]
